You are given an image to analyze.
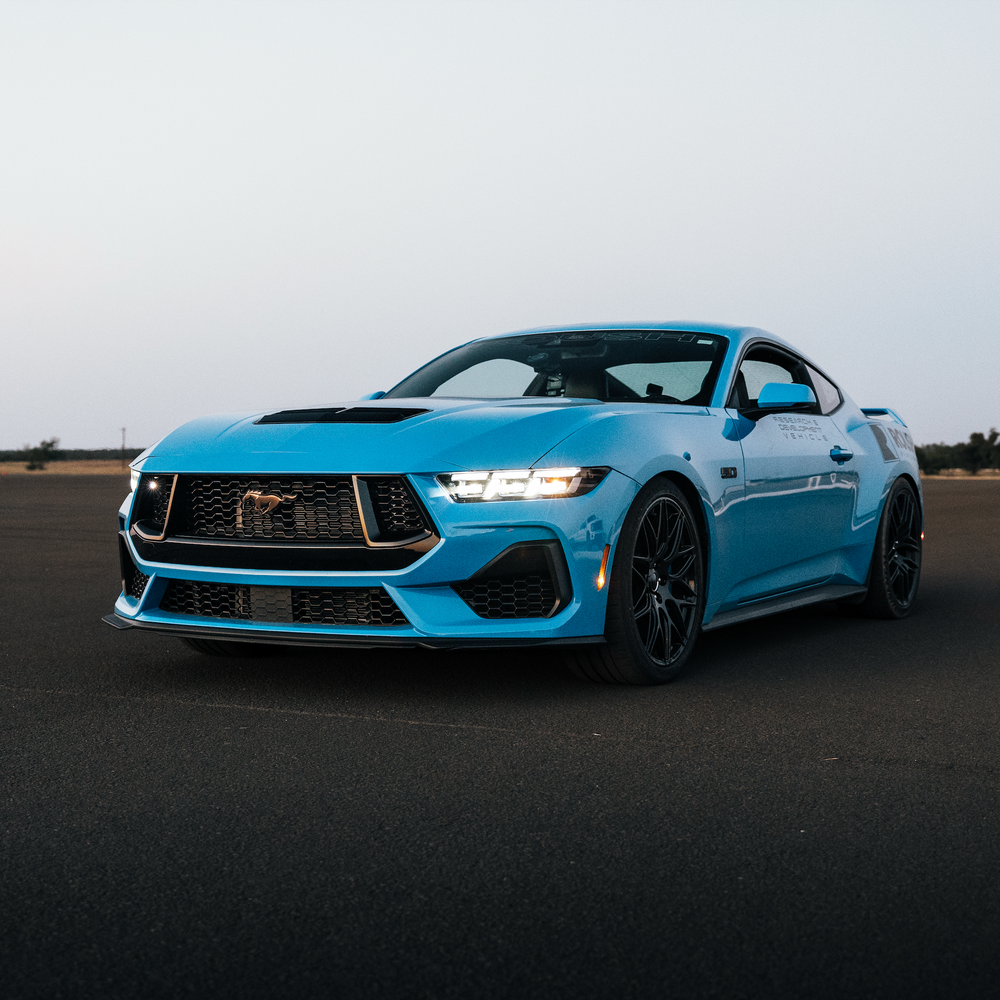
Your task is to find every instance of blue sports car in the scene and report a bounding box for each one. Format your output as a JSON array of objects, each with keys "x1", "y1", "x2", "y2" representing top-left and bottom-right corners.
[{"x1": 104, "y1": 323, "x2": 922, "y2": 684}]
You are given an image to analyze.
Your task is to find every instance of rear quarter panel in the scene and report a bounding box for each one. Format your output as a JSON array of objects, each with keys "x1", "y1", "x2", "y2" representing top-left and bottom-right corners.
[{"x1": 833, "y1": 395, "x2": 923, "y2": 582}]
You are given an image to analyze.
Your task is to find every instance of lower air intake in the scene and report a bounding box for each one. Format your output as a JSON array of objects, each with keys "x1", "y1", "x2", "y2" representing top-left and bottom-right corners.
[
  {"x1": 293, "y1": 588, "x2": 409, "y2": 626},
  {"x1": 119, "y1": 533, "x2": 150, "y2": 601},
  {"x1": 159, "y1": 580, "x2": 408, "y2": 627},
  {"x1": 453, "y1": 541, "x2": 571, "y2": 620},
  {"x1": 455, "y1": 573, "x2": 557, "y2": 619},
  {"x1": 161, "y1": 580, "x2": 251, "y2": 619}
]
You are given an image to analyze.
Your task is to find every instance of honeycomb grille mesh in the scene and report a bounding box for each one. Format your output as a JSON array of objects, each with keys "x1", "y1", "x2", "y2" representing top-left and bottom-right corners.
[
  {"x1": 173, "y1": 477, "x2": 364, "y2": 541},
  {"x1": 125, "y1": 567, "x2": 150, "y2": 601},
  {"x1": 455, "y1": 573, "x2": 557, "y2": 619},
  {"x1": 366, "y1": 477, "x2": 429, "y2": 540},
  {"x1": 293, "y1": 588, "x2": 409, "y2": 626},
  {"x1": 133, "y1": 475, "x2": 174, "y2": 530},
  {"x1": 161, "y1": 580, "x2": 251, "y2": 619},
  {"x1": 160, "y1": 580, "x2": 408, "y2": 627}
]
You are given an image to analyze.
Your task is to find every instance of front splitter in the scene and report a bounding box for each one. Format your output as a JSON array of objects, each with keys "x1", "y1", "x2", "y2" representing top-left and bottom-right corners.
[{"x1": 102, "y1": 613, "x2": 605, "y2": 651}]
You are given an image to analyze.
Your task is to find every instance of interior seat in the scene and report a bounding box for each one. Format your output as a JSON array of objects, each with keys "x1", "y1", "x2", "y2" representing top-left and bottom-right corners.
[{"x1": 562, "y1": 370, "x2": 606, "y2": 399}]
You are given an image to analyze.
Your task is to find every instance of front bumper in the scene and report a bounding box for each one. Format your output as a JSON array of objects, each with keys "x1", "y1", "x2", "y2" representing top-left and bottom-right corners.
[{"x1": 109, "y1": 469, "x2": 638, "y2": 647}]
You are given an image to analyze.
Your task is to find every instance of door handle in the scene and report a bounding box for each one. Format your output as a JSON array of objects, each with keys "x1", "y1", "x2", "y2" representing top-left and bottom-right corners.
[{"x1": 830, "y1": 446, "x2": 853, "y2": 464}]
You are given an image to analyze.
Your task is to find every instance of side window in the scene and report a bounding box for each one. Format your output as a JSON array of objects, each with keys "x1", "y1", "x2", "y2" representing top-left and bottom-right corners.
[
  {"x1": 806, "y1": 365, "x2": 842, "y2": 415},
  {"x1": 729, "y1": 347, "x2": 811, "y2": 408},
  {"x1": 739, "y1": 360, "x2": 793, "y2": 401}
]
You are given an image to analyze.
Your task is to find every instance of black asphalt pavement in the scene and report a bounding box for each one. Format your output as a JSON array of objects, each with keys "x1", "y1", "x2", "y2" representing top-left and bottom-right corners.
[{"x1": 2, "y1": 476, "x2": 998, "y2": 1000}]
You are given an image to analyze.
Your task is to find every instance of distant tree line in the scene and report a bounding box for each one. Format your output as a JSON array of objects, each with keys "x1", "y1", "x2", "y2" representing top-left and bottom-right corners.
[
  {"x1": 0, "y1": 440, "x2": 146, "y2": 470},
  {"x1": 915, "y1": 429, "x2": 1000, "y2": 475}
]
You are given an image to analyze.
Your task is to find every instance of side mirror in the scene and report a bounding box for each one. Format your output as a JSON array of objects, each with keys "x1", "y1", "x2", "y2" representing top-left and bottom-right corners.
[
  {"x1": 359, "y1": 391, "x2": 386, "y2": 400},
  {"x1": 738, "y1": 382, "x2": 817, "y2": 421},
  {"x1": 756, "y1": 382, "x2": 816, "y2": 410}
]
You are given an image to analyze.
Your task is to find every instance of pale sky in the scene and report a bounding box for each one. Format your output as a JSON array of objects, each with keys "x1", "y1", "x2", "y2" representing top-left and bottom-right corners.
[{"x1": 1, "y1": 0, "x2": 997, "y2": 450}]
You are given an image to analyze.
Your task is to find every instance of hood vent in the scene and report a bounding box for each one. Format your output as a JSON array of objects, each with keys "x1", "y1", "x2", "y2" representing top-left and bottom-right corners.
[{"x1": 256, "y1": 406, "x2": 430, "y2": 425}]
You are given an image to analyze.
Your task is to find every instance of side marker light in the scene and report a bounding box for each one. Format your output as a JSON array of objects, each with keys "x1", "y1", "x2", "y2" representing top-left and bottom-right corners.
[
  {"x1": 921, "y1": 532, "x2": 925, "y2": 540},
  {"x1": 596, "y1": 544, "x2": 611, "y2": 590}
]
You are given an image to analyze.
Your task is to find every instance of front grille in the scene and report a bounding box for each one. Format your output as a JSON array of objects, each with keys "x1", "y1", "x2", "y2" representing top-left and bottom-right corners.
[
  {"x1": 366, "y1": 477, "x2": 429, "y2": 540},
  {"x1": 172, "y1": 477, "x2": 365, "y2": 542},
  {"x1": 455, "y1": 573, "x2": 557, "y2": 619},
  {"x1": 160, "y1": 580, "x2": 409, "y2": 627}
]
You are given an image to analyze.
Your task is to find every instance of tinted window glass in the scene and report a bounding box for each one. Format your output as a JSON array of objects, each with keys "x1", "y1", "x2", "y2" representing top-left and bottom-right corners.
[
  {"x1": 431, "y1": 359, "x2": 537, "y2": 398},
  {"x1": 740, "y1": 359, "x2": 794, "y2": 400},
  {"x1": 729, "y1": 346, "x2": 813, "y2": 409},
  {"x1": 606, "y1": 361, "x2": 713, "y2": 401},
  {"x1": 806, "y1": 365, "x2": 842, "y2": 415},
  {"x1": 386, "y1": 331, "x2": 728, "y2": 404}
]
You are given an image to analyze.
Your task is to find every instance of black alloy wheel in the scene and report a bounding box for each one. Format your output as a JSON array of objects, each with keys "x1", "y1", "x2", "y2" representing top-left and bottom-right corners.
[
  {"x1": 885, "y1": 484, "x2": 921, "y2": 606},
  {"x1": 843, "y1": 477, "x2": 922, "y2": 619},
  {"x1": 567, "y1": 478, "x2": 705, "y2": 684}
]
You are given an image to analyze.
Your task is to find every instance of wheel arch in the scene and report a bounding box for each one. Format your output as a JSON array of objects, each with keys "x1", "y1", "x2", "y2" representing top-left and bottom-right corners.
[
  {"x1": 647, "y1": 469, "x2": 712, "y2": 596},
  {"x1": 896, "y1": 471, "x2": 924, "y2": 529}
]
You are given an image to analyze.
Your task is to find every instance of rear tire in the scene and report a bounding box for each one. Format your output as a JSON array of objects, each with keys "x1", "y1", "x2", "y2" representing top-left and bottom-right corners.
[
  {"x1": 567, "y1": 478, "x2": 706, "y2": 684},
  {"x1": 180, "y1": 637, "x2": 279, "y2": 657},
  {"x1": 842, "y1": 477, "x2": 921, "y2": 619}
]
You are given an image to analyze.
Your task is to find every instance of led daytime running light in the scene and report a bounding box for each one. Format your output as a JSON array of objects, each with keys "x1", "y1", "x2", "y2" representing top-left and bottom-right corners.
[{"x1": 439, "y1": 467, "x2": 608, "y2": 502}]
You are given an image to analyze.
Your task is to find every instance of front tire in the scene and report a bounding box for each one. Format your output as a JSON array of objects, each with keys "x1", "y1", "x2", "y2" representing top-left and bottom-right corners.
[
  {"x1": 844, "y1": 477, "x2": 922, "y2": 619},
  {"x1": 568, "y1": 478, "x2": 706, "y2": 684}
]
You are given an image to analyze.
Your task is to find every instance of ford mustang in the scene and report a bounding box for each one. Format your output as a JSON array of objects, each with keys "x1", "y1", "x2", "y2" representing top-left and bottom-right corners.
[{"x1": 104, "y1": 322, "x2": 922, "y2": 684}]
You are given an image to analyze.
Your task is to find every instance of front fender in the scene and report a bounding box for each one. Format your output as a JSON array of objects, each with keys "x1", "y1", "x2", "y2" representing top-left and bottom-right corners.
[{"x1": 535, "y1": 407, "x2": 747, "y2": 612}]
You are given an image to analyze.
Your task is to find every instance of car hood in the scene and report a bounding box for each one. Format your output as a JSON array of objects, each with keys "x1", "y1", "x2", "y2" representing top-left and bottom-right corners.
[{"x1": 137, "y1": 398, "x2": 613, "y2": 475}]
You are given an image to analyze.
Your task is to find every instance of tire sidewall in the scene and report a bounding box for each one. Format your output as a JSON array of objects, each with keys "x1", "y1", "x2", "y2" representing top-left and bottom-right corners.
[
  {"x1": 871, "y1": 477, "x2": 922, "y2": 617},
  {"x1": 604, "y1": 477, "x2": 706, "y2": 683}
]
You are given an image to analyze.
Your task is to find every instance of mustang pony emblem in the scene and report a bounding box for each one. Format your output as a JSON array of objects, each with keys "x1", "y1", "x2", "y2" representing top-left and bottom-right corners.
[{"x1": 237, "y1": 489, "x2": 298, "y2": 528}]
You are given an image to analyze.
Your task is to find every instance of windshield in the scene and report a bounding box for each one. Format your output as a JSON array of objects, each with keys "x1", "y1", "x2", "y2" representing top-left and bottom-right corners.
[{"x1": 385, "y1": 330, "x2": 728, "y2": 404}]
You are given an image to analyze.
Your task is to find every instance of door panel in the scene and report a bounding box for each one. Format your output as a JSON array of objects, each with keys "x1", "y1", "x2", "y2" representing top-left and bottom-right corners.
[{"x1": 730, "y1": 410, "x2": 858, "y2": 603}]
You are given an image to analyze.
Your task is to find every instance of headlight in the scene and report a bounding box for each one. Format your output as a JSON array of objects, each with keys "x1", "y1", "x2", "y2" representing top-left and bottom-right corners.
[
  {"x1": 130, "y1": 468, "x2": 141, "y2": 492},
  {"x1": 438, "y1": 466, "x2": 609, "y2": 502}
]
